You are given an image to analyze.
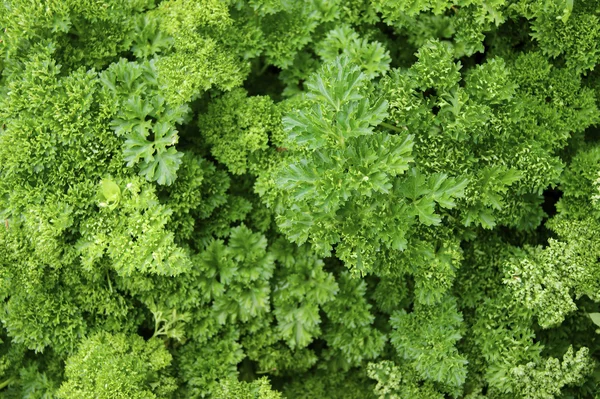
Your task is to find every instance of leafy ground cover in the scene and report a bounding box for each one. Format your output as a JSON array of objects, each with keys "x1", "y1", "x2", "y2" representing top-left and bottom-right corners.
[{"x1": 2, "y1": 0, "x2": 600, "y2": 398}]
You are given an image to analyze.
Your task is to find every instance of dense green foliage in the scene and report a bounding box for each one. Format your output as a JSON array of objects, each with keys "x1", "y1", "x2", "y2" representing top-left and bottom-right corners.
[{"x1": 1, "y1": 0, "x2": 600, "y2": 397}]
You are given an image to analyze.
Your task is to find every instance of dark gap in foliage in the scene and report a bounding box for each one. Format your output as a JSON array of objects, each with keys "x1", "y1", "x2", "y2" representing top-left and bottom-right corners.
[
  {"x1": 423, "y1": 87, "x2": 437, "y2": 99},
  {"x1": 372, "y1": 18, "x2": 417, "y2": 69},
  {"x1": 119, "y1": 50, "x2": 138, "y2": 63},
  {"x1": 549, "y1": 55, "x2": 568, "y2": 69},
  {"x1": 268, "y1": 376, "x2": 287, "y2": 394},
  {"x1": 62, "y1": 230, "x2": 80, "y2": 246},
  {"x1": 307, "y1": 337, "x2": 328, "y2": 355},
  {"x1": 135, "y1": 297, "x2": 158, "y2": 341},
  {"x1": 364, "y1": 274, "x2": 380, "y2": 290},
  {"x1": 405, "y1": 298, "x2": 414, "y2": 314},
  {"x1": 495, "y1": 226, "x2": 534, "y2": 248},
  {"x1": 244, "y1": 58, "x2": 285, "y2": 101},
  {"x1": 542, "y1": 187, "x2": 562, "y2": 219},
  {"x1": 229, "y1": 174, "x2": 256, "y2": 197},
  {"x1": 137, "y1": 323, "x2": 155, "y2": 341},
  {"x1": 585, "y1": 125, "x2": 600, "y2": 143},
  {"x1": 146, "y1": 115, "x2": 159, "y2": 141},
  {"x1": 558, "y1": 130, "x2": 586, "y2": 165},
  {"x1": 178, "y1": 92, "x2": 216, "y2": 157},
  {"x1": 177, "y1": 125, "x2": 210, "y2": 157},
  {"x1": 534, "y1": 223, "x2": 556, "y2": 248},
  {"x1": 297, "y1": 79, "x2": 306, "y2": 92},
  {"x1": 66, "y1": 31, "x2": 79, "y2": 42},
  {"x1": 485, "y1": 17, "x2": 532, "y2": 59},
  {"x1": 373, "y1": 21, "x2": 418, "y2": 69},
  {"x1": 265, "y1": 134, "x2": 273, "y2": 150},
  {"x1": 530, "y1": 187, "x2": 564, "y2": 247},
  {"x1": 374, "y1": 21, "x2": 400, "y2": 43},
  {"x1": 324, "y1": 246, "x2": 345, "y2": 274},
  {"x1": 189, "y1": 91, "x2": 213, "y2": 117},
  {"x1": 499, "y1": 18, "x2": 531, "y2": 52},
  {"x1": 500, "y1": 25, "x2": 531, "y2": 52},
  {"x1": 537, "y1": 297, "x2": 600, "y2": 361},
  {"x1": 392, "y1": 38, "x2": 419, "y2": 68},
  {"x1": 458, "y1": 45, "x2": 488, "y2": 70},
  {"x1": 237, "y1": 358, "x2": 258, "y2": 382}
]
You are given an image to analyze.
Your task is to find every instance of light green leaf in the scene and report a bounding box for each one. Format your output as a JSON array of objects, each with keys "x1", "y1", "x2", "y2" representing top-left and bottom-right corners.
[
  {"x1": 588, "y1": 313, "x2": 600, "y2": 328},
  {"x1": 98, "y1": 179, "x2": 121, "y2": 210}
]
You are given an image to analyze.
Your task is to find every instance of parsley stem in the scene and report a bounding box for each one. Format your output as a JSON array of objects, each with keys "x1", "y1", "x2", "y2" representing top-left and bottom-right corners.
[
  {"x1": 380, "y1": 122, "x2": 405, "y2": 133},
  {"x1": 0, "y1": 377, "x2": 16, "y2": 390}
]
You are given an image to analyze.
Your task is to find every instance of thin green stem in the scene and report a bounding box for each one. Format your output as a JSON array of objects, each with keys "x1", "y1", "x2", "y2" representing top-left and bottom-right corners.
[
  {"x1": 0, "y1": 376, "x2": 16, "y2": 390},
  {"x1": 106, "y1": 269, "x2": 113, "y2": 293},
  {"x1": 257, "y1": 60, "x2": 269, "y2": 76},
  {"x1": 380, "y1": 121, "x2": 406, "y2": 133}
]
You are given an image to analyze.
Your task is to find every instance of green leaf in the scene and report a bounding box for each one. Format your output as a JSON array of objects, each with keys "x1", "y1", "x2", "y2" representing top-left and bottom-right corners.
[
  {"x1": 413, "y1": 197, "x2": 441, "y2": 226},
  {"x1": 152, "y1": 121, "x2": 179, "y2": 148},
  {"x1": 588, "y1": 313, "x2": 600, "y2": 328},
  {"x1": 400, "y1": 168, "x2": 429, "y2": 200},
  {"x1": 139, "y1": 148, "x2": 183, "y2": 186},
  {"x1": 98, "y1": 179, "x2": 121, "y2": 210},
  {"x1": 123, "y1": 131, "x2": 155, "y2": 167}
]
